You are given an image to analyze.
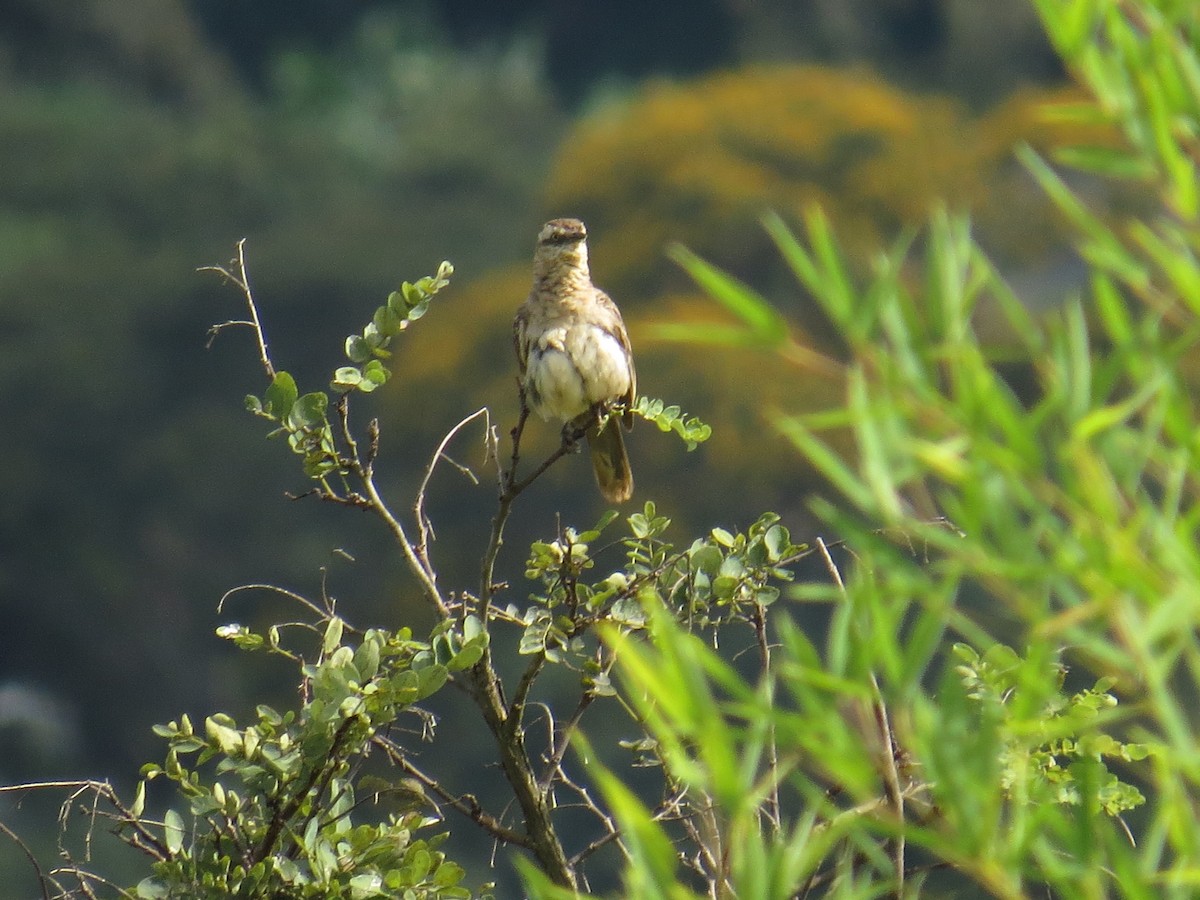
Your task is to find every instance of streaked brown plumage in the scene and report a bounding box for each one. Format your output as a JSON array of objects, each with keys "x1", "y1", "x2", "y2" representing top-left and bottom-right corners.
[{"x1": 513, "y1": 218, "x2": 635, "y2": 503}]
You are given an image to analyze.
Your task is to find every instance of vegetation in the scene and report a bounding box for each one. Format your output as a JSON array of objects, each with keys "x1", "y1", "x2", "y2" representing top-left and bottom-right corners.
[
  {"x1": 399, "y1": 64, "x2": 1143, "y2": 513},
  {"x1": 5, "y1": 0, "x2": 1200, "y2": 897},
  {"x1": 542, "y1": 0, "x2": 1199, "y2": 894}
]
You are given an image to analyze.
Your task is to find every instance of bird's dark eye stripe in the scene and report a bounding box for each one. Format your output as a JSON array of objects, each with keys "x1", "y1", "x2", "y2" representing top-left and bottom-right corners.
[{"x1": 543, "y1": 232, "x2": 583, "y2": 245}]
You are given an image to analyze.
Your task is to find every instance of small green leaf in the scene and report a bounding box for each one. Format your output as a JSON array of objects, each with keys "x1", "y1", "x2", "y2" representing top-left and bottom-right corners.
[
  {"x1": 136, "y1": 879, "x2": 169, "y2": 899},
  {"x1": 400, "y1": 281, "x2": 422, "y2": 306},
  {"x1": 764, "y1": 524, "x2": 789, "y2": 561},
  {"x1": 323, "y1": 617, "x2": 345, "y2": 655},
  {"x1": 353, "y1": 637, "x2": 381, "y2": 682},
  {"x1": 463, "y1": 614, "x2": 486, "y2": 643},
  {"x1": 130, "y1": 780, "x2": 146, "y2": 818},
  {"x1": 448, "y1": 641, "x2": 485, "y2": 671},
  {"x1": 417, "y1": 664, "x2": 449, "y2": 698},
  {"x1": 263, "y1": 371, "x2": 298, "y2": 418},
  {"x1": 332, "y1": 366, "x2": 362, "y2": 391},
  {"x1": 690, "y1": 544, "x2": 723, "y2": 577},
  {"x1": 163, "y1": 808, "x2": 185, "y2": 855},
  {"x1": 359, "y1": 359, "x2": 390, "y2": 392},
  {"x1": 434, "y1": 861, "x2": 466, "y2": 887},
  {"x1": 373, "y1": 304, "x2": 406, "y2": 337},
  {"x1": 287, "y1": 392, "x2": 329, "y2": 430},
  {"x1": 346, "y1": 335, "x2": 372, "y2": 363}
]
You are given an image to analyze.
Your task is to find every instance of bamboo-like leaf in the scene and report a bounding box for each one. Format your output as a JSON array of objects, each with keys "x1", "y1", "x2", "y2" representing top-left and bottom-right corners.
[{"x1": 668, "y1": 244, "x2": 788, "y2": 345}]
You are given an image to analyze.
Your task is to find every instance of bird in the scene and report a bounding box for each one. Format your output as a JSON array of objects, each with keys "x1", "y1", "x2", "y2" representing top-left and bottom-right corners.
[{"x1": 513, "y1": 218, "x2": 636, "y2": 503}]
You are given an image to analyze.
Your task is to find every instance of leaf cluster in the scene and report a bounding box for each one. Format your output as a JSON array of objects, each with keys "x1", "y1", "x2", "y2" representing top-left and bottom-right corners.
[
  {"x1": 631, "y1": 398, "x2": 713, "y2": 451},
  {"x1": 513, "y1": 505, "x2": 803, "y2": 669},
  {"x1": 242, "y1": 261, "x2": 453, "y2": 480},
  {"x1": 562, "y1": 1, "x2": 1199, "y2": 893},
  {"x1": 133, "y1": 618, "x2": 482, "y2": 898},
  {"x1": 952, "y1": 643, "x2": 1149, "y2": 818},
  {"x1": 336, "y1": 262, "x2": 455, "y2": 394}
]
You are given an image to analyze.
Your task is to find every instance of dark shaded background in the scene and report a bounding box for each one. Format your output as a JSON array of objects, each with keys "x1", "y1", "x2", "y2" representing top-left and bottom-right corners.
[{"x1": 0, "y1": 0, "x2": 1093, "y2": 893}]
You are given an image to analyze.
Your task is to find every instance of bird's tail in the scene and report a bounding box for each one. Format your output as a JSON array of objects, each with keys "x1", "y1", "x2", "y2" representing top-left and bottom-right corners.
[{"x1": 588, "y1": 417, "x2": 633, "y2": 504}]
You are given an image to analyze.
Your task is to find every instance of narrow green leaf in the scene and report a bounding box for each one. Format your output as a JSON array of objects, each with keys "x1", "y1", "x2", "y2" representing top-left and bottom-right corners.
[
  {"x1": 775, "y1": 415, "x2": 875, "y2": 511},
  {"x1": 668, "y1": 244, "x2": 788, "y2": 345},
  {"x1": 801, "y1": 205, "x2": 858, "y2": 331},
  {"x1": 641, "y1": 321, "x2": 758, "y2": 347},
  {"x1": 1053, "y1": 145, "x2": 1155, "y2": 180}
]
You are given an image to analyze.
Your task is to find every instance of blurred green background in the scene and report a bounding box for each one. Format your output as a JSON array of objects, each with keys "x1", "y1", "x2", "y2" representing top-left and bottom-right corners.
[{"x1": 0, "y1": 0, "x2": 1132, "y2": 893}]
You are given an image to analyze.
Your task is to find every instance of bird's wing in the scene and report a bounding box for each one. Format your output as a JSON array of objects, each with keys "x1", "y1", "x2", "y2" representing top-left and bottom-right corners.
[
  {"x1": 512, "y1": 300, "x2": 531, "y2": 377},
  {"x1": 594, "y1": 287, "x2": 636, "y2": 426}
]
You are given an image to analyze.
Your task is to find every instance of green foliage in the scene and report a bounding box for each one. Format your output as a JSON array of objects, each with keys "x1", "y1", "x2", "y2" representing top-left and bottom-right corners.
[
  {"x1": 631, "y1": 398, "x2": 713, "y2": 450},
  {"x1": 390, "y1": 65, "x2": 1125, "y2": 511},
  {"x1": 552, "y1": 0, "x2": 1199, "y2": 895},
  {"x1": 8, "y1": 2, "x2": 1196, "y2": 898},
  {"x1": 1030, "y1": 0, "x2": 1199, "y2": 219},
  {"x1": 952, "y1": 643, "x2": 1149, "y2": 817},
  {"x1": 30, "y1": 231, "x2": 723, "y2": 897},
  {"x1": 133, "y1": 620, "x2": 477, "y2": 898},
  {"x1": 515, "y1": 504, "x2": 802, "y2": 659},
  {"x1": 122, "y1": 491, "x2": 803, "y2": 898},
  {"x1": 243, "y1": 262, "x2": 453, "y2": 480},
  {"x1": 335, "y1": 262, "x2": 455, "y2": 393}
]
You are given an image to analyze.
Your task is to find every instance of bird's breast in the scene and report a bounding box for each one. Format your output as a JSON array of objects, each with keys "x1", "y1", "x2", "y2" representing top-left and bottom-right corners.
[{"x1": 525, "y1": 323, "x2": 631, "y2": 423}]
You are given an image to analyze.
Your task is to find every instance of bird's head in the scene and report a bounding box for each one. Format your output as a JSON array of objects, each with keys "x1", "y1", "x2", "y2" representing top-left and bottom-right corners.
[
  {"x1": 533, "y1": 218, "x2": 590, "y2": 277},
  {"x1": 537, "y1": 218, "x2": 588, "y2": 247}
]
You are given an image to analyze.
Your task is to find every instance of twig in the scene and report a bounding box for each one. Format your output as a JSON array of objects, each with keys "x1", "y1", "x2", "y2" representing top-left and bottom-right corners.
[
  {"x1": 479, "y1": 412, "x2": 586, "y2": 619},
  {"x1": 49, "y1": 865, "x2": 138, "y2": 899},
  {"x1": 373, "y1": 737, "x2": 532, "y2": 849},
  {"x1": 354, "y1": 451, "x2": 452, "y2": 618},
  {"x1": 460, "y1": 395, "x2": 583, "y2": 887},
  {"x1": 507, "y1": 437, "x2": 582, "y2": 498},
  {"x1": 508, "y1": 653, "x2": 548, "y2": 737},
  {"x1": 479, "y1": 400, "x2": 529, "y2": 615},
  {"x1": 750, "y1": 603, "x2": 782, "y2": 835},
  {"x1": 217, "y1": 583, "x2": 345, "y2": 625},
  {"x1": 1, "y1": 780, "x2": 169, "y2": 870},
  {"x1": 538, "y1": 691, "x2": 597, "y2": 792},
  {"x1": 555, "y1": 765, "x2": 627, "y2": 867},
  {"x1": 414, "y1": 407, "x2": 490, "y2": 575},
  {"x1": 199, "y1": 239, "x2": 276, "y2": 379},
  {"x1": 817, "y1": 537, "x2": 905, "y2": 900},
  {"x1": 0, "y1": 819, "x2": 50, "y2": 900},
  {"x1": 252, "y1": 715, "x2": 359, "y2": 865}
]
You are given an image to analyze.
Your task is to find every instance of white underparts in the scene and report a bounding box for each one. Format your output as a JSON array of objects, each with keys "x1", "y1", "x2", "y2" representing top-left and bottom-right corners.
[{"x1": 526, "y1": 324, "x2": 631, "y2": 422}]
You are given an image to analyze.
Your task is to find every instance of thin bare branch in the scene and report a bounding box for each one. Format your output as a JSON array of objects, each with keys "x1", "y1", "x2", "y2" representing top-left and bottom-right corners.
[
  {"x1": 373, "y1": 737, "x2": 532, "y2": 849},
  {"x1": 0, "y1": 819, "x2": 51, "y2": 900},
  {"x1": 750, "y1": 603, "x2": 782, "y2": 835},
  {"x1": 415, "y1": 407, "x2": 490, "y2": 573},
  {"x1": 817, "y1": 536, "x2": 905, "y2": 899},
  {"x1": 217, "y1": 582, "x2": 342, "y2": 624},
  {"x1": 538, "y1": 691, "x2": 596, "y2": 793},
  {"x1": 199, "y1": 239, "x2": 276, "y2": 379}
]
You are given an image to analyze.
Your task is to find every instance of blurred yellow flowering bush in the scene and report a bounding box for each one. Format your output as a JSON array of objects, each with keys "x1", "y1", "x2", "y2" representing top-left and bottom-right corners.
[{"x1": 391, "y1": 64, "x2": 1129, "y2": 513}]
